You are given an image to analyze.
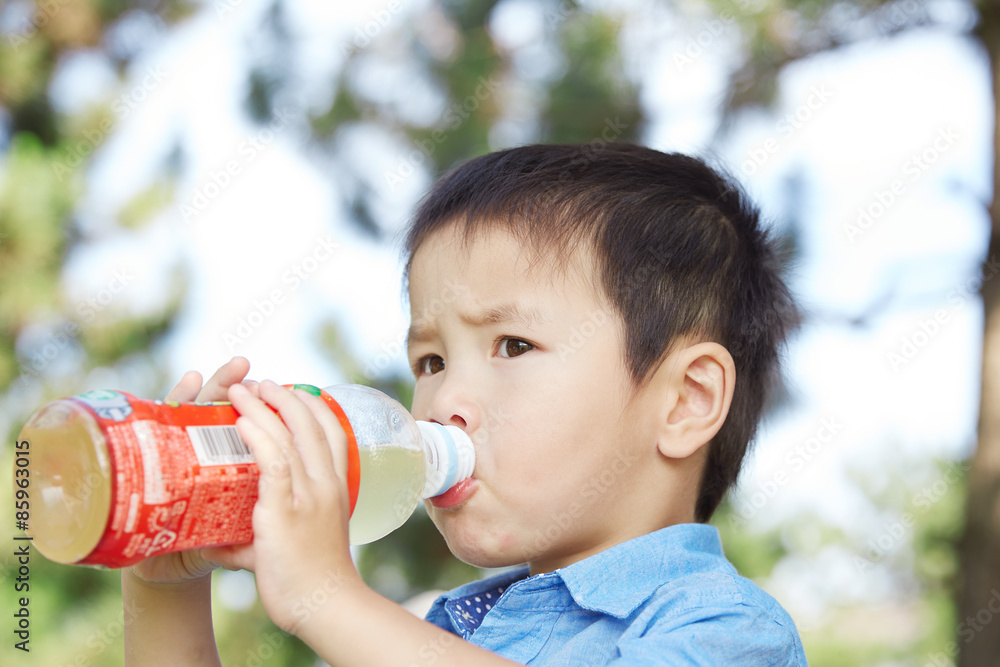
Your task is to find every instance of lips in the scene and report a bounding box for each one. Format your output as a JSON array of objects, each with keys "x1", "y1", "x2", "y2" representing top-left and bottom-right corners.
[{"x1": 428, "y1": 478, "x2": 479, "y2": 509}]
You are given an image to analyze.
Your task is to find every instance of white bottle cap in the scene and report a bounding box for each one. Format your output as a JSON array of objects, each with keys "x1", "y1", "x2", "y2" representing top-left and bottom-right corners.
[{"x1": 416, "y1": 422, "x2": 475, "y2": 498}]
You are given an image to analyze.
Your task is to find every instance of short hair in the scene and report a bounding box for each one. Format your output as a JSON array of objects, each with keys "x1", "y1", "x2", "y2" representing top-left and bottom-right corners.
[{"x1": 402, "y1": 142, "x2": 798, "y2": 522}]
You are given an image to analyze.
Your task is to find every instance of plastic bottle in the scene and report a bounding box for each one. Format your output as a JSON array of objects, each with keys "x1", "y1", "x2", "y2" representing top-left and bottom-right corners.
[{"x1": 14, "y1": 383, "x2": 474, "y2": 568}]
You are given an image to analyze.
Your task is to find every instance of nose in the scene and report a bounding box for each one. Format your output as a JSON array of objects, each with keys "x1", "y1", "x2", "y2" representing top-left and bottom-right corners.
[{"x1": 424, "y1": 369, "x2": 480, "y2": 434}]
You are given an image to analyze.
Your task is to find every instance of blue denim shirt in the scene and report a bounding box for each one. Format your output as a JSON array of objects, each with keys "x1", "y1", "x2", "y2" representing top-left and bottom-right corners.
[{"x1": 425, "y1": 523, "x2": 808, "y2": 665}]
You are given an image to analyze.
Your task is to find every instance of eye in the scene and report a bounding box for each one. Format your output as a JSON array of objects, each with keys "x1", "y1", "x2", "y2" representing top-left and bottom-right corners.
[
  {"x1": 497, "y1": 337, "x2": 534, "y2": 358},
  {"x1": 416, "y1": 355, "x2": 445, "y2": 376}
]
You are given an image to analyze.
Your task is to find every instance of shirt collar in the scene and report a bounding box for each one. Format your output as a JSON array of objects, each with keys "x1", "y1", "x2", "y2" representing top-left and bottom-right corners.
[
  {"x1": 428, "y1": 523, "x2": 732, "y2": 631},
  {"x1": 428, "y1": 567, "x2": 530, "y2": 638},
  {"x1": 555, "y1": 523, "x2": 733, "y2": 618}
]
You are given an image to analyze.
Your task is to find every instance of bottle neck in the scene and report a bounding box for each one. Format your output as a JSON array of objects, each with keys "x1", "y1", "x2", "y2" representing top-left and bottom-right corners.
[{"x1": 416, "y1": 422, "x2": 475, "y2": 498}]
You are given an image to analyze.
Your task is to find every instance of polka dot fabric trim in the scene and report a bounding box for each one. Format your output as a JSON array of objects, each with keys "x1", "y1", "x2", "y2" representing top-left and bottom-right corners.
[{"x1": 446, "y1": 586, "x2": 508, "y2": 636}]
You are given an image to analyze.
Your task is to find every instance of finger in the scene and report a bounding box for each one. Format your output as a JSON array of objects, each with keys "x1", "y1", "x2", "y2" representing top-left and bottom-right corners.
[
  {"x1": 230, "y1": 382, "x2": 308, "y2": 490},
  {"x1": 236, "y1": 412, "x2": 296, "y2": 508},
  {"x1": 178, "y1": 549, "x2": 221, "y2": 580},
  {"x1": 165, "y1": 371, "x2": 203, "y2": 402},
  {"x1": 203, "y1": 544, "x2": 256, "y2": 572},
  {"x1": 295, "y1": 389, "x2": 348, "y2": 485},
  {"x1": 197, "y1": 356, "x2": 252, "y2": 402},
  {"x1": 255, "y1": 382, "x2": 332, "y2": 482}
]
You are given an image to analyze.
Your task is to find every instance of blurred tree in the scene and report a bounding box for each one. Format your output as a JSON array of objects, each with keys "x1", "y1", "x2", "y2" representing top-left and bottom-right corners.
[
  {"x1": 3, "y1": 0, "x2": 992, "y2": 664},
  {"x1": 0, "y1": 0, "x2": 646, "y2": 662},
  {"x1": 0, "y1": 1, "x2": 198, "y2": 393},
  {"x1": 959, "y1": 0, "x2": 1000, "y2": 662},
  {"x1": 695, "y1": 0, "x2": 996, "y2": 664},
  {"x1": 0, "y1": 2, "x2": 247, "y2": 666}
]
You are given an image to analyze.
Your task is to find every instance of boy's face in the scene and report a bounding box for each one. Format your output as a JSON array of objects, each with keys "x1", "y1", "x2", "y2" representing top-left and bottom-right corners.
[{"x1": 407, "y1": 224, "x2": 676, "y2": 574}]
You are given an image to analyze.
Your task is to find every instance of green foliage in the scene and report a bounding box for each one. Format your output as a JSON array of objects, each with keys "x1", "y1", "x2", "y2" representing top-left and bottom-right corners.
[
  {"x1": 0, "y1": 37, "x2": 52, "y2": 110},
  {"x1": 0, "y1": 1, "x2": 199, "y2": 664},
  {"x1": 714, "y1": 458, "x2": 967, "y2": 666},
  {"x1": 712, "y1": 500, "x2": 789, "y2": 579},
  {"x1": 0, "y1": 133, "x2": 78, "y2": 387},
  {"x1": 116, "y1": 180, "x2": 178, "y2": 230},
  {"x1": 698, "y1": 0, "x2": 918, "y2": 114},
  {"x1": 544, "y1": 11, "x2": 641, "y2": 144},
  {"x1": 357, "y1": 511, "x2": 481, "y2": 602},
  {"x1": 309, "y1": 89, "x2": 363, "y2": 139},
  {"x1": 0, "y1": 0, "x2": 978, "y2": 664}
]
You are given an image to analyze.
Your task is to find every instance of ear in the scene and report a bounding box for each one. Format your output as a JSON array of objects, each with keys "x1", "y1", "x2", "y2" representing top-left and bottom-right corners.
[{"x1": 655, "y1": 342, "x2": 735, "y2": 460}]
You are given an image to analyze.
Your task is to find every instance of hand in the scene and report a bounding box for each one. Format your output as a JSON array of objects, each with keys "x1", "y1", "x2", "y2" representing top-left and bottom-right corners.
[
  {"x1": 126, "y1": 356, "x2": 254, "y2": 586},
  {"x1": 211, "y1": 380, "x2": 362, "y2": 635}
]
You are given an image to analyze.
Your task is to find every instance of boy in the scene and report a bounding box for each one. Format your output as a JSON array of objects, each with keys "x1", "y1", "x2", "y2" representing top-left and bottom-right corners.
[{"x1": 123, "y1": 142, "x2": 807, "y2": 665}]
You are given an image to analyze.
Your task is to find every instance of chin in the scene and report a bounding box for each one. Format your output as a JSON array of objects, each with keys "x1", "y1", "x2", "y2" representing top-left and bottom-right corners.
[
  {"x1": 437, "y1": 520, "x2": 529, "y2": 569},
  {"x1": 448, "y1": 544, "x2": 525, "y2": 570}
]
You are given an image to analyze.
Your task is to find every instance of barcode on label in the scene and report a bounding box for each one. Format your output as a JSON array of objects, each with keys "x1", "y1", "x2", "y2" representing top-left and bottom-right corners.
[{"x1": 187, "y1": 425, "x2": 255, "y2": 465}]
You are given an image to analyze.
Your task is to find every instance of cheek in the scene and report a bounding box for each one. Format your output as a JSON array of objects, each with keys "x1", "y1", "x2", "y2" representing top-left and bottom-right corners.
[
  {"x1": 410, "y1": 393, "x2": 426, "y2": 420},
  {"x1": 409, "y1": 379, "x2": 437, "y2": 421},
  {"x1": 488, "y1": 412, "x2": 599, "y2": 504}
]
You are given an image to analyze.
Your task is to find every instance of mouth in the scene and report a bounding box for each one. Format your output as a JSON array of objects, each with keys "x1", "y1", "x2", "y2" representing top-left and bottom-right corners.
[{"x1": 428, "y1": 477, "x2": 480, "y2": 510}]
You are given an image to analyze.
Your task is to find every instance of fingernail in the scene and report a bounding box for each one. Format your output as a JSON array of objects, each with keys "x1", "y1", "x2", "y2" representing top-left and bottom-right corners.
[{"x1": 292, "y1": 387, "x2": 314, "y2": 400}]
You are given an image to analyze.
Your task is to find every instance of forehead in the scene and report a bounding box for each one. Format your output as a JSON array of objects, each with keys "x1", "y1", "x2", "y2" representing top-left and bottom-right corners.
[{"x1": 407, "y1": 223, "x2": 603, "y2": 306}]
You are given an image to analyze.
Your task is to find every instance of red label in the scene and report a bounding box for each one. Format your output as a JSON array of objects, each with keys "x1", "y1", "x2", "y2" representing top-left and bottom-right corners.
[{"x1": 74, "y1": 389, "x2": 358, "y2": 568}]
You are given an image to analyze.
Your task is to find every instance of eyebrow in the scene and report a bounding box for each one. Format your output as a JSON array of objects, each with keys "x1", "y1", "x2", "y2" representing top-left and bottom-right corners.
[{"x1": 406, "y1": 302, "x2": 546, "y2": 348}]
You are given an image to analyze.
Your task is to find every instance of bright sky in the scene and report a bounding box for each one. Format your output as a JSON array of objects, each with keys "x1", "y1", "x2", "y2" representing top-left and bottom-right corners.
[{"x1": 22, "y1": 0, "x2": 992, "y2": 632}]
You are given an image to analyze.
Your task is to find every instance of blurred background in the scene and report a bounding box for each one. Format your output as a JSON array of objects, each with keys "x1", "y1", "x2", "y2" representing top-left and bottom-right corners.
[{"x1": 0, "y1": 0, "x2": 996, "y2": 665}]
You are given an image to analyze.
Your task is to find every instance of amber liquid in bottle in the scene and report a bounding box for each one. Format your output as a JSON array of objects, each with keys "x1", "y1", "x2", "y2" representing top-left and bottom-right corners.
[{"x1": 19, "y1": 400, "x2": 112, "y2": 564}]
